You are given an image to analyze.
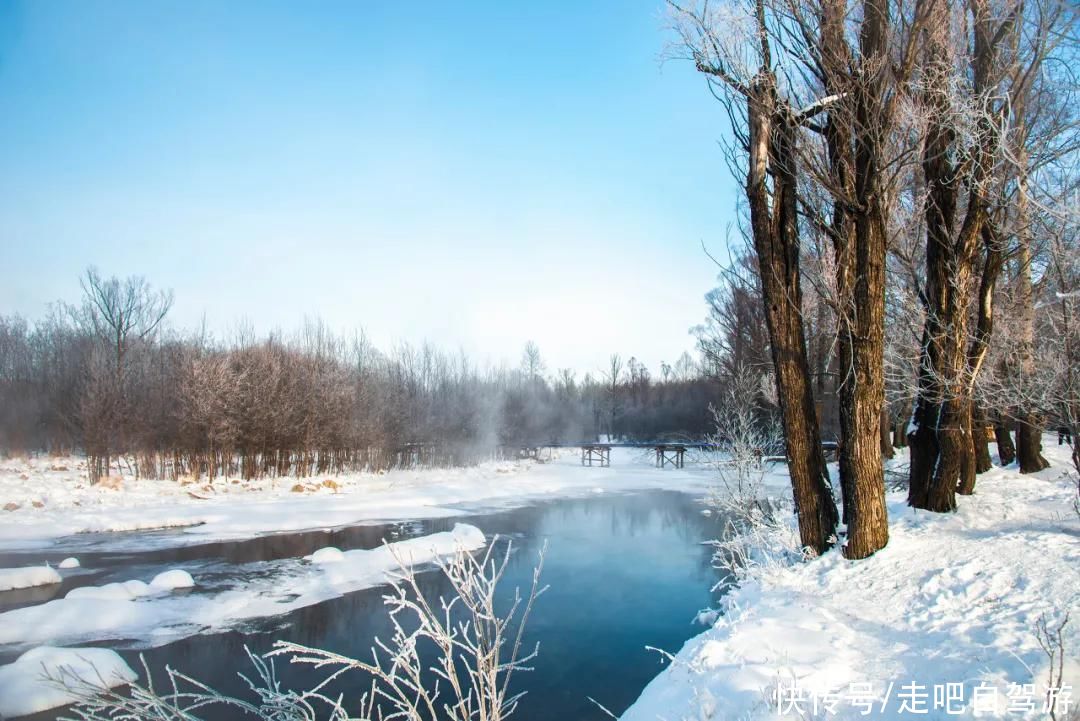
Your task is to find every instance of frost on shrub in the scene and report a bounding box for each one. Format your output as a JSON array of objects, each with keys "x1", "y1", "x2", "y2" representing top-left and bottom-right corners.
[
  {"x1": 701, "y1": 368, "x2": 804, "y2": 592},
  {"x1": 53, "y1": 538, "x2": 547, "y2": 721}
]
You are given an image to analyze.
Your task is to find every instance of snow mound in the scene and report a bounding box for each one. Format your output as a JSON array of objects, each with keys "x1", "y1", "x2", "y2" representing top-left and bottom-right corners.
[
  {"x1": 317, "y1": 523, "x2": 486, "y2": 587},
  {"x1": 0, "y1": 646, "x2": 136, "y2": 718},
  {"x1": 67, "y1": 579, "x2": 150, "y2": 601},
  {"x1": 0, "y1": 525, "x2": 488, "y2": 650},
  {"x1": 307, "y1": 546, "x2": 345, "y2": 563},
  {"x1": 149, "y1": 569, "x2": 194, "y2": 590},
  {"x1": 0, "y1": 564, "x2": 62, "y2": 591},
  {"x1": 58, "y1": 557, "x2": 80, "y2": 569}
]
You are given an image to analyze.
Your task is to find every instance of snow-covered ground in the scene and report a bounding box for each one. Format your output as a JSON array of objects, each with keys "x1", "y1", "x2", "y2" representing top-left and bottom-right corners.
[
  {"x1": 622, "y1": 441, "x2": 1080, "y2": 721},
  {"x1": 0, "y1": 448, "x2": 727, "y2": 550},
  {"x1": 2, "y1": 443, "x2": 1076, "y2": 720},
  {"x1": 0, "y1": 446, "x2": 728, "y2": 717}
]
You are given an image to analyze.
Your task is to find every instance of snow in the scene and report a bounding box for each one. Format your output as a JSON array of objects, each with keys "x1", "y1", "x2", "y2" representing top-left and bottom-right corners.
[
  {"x1": 58, "y1": 557, "x2": 80, "y2": 569},
  {"x1": 307, "y1": 546, "x2": 346, "y2": 563},
  {"x1": 0, "y1": 564, "x2": 62, "y2": 591},
  {"x1": 0, "y1": 448, "x2": 721, "y2": 550},
  {"x1": 0, "y1": 646, "x2": 136, "y2": 718},
  {"x1": 66, "y1": 579, "x2": 151, "y2": 601},
  {"x1": 0, "y1": 524, "x2": 486, "y2": 650},
  {"x1": 149, "y1": 569, "x2": 195, "y2": 590},
  {"x1": 620, "y1": 442, "x2": 1080, "y2": 721},
  {"x1": 4, "y1": 442, "x2": 1073, "y2": 720}
]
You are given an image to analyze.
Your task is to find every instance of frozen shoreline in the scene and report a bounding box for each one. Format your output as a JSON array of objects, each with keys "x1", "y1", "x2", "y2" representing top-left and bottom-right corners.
[
  {"x1": 0, "y1": 447, "x2": 743, "y2": 551},
  {"x1": 620, "y1": 441, "x2": 1080, "y2": 721}
]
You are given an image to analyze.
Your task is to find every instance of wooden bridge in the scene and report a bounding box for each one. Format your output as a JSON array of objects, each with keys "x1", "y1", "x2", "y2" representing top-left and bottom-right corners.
[
  {"x1": 511, "y1": 441, "x2": 722, "y2": 469},
  {"x1": 510, "y1": 440, "x2": 840, "y2": 469}
]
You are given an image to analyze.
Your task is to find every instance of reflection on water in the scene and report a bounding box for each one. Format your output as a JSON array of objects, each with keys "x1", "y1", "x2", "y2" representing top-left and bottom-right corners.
[{"x1": 7, "y1": 491, "x2": 727, "y2": 721}]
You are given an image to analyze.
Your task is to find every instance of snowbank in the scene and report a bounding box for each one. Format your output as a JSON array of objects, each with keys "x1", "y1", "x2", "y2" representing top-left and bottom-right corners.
[
  {"x1": 621, "y1": 444, "x2": 1080, "y2": 721},
  {"x1": 307, "y1": 546, "x2": 346, "y2": 563},
  {"x1": 0, "y1": 448, "x2": 723, "y2": 550},
  {"x1": 0, "y1": 646, "x2": 136, "y2": 718},
  {"x1": 63, "y1": 571, "x2": 194, "y2": 600},
  {"x1": 150, "y1": 569, "x2": 195, "y2": 590},
  {"x1": 0, "y1": 525, "x2": 486, "y2": 649},
  {"x1": 0, "y1": 564, "x2": 61, "y2": 591},
  {"x1": 66, "y1": 579, "x2": 151, "y2": 601}
]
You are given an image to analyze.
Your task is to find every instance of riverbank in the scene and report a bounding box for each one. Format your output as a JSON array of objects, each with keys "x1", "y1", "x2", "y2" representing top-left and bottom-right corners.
[
  {"x1": 621, "y1": 440, "x2": 1080, "y2": 721},
  {"x1": 0, "y1": 447, "x2": 735, "y2": 549}
]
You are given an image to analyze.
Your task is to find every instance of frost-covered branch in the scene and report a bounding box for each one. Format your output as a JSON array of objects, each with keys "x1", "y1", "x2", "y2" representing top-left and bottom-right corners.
[{"x1": 54, "y1": 539, "x2": 547, "y2": 721}]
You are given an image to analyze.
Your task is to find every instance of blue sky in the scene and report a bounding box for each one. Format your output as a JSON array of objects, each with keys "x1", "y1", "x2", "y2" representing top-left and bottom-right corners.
[{"x1": 0, "y1": 0, "x2": 738, "y2": 375}]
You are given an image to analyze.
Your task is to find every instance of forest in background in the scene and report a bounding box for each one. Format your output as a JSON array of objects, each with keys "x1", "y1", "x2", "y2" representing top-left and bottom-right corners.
[{"x1": 0, "y1": 269, "x2": 721, "y2": 482}]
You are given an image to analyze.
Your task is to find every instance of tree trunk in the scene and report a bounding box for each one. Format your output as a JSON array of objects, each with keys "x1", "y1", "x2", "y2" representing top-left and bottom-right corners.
[
  {"x1": 957, "y1": 404, "x2": 977, "y2": 496},
  {"x1": 959, "y1": 224, "x2": 1005, "y2": 495},
  {"x1": 832, "y1": 213, "x2": 890, "y2": 559},
  {"x1": 1015, "y1": 238, "x2": 1049, "y2": 472},
  {"x1": 745, "y1": 74, "x2": 839, "y2": 556},
  {"x1": 994, "y1": 420, "x2": 1016, "y2": 465},
  {"x1": 818, "y1": 0, "x2": 890, "y2": 558},
  {"x1": 893, "y1": 404, "x2": 909, "y2": 448},
  {"x1": 908, "y1": 0, "x2": 997, "y2": 512},
  {"x1": 972, "y1": 404, "x2": 993, "y2": 474},
  {"x1": 881, "y1": 410, "x2": 895, "y2": 459},
  {"x1": 1017, "y1": 416, "x2": 1049, "y2": 473}
]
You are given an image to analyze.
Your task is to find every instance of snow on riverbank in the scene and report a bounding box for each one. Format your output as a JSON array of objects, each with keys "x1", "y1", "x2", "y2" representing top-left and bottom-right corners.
[
  {"x1": 0, "y1": 448, "x2": 727, "y2": 549},
  {"x1": 0, "y1": 524, "x2": 486, "y2": 650},
  {"x1": 0, "y1": 564, "x2": 61, "y2": 591},
  {"x1": 0, "y1": 646, "x2": 136, "y2": 718},
  {"x1": 621, "y1": 442, "x2": 1080, "y2": 721}
]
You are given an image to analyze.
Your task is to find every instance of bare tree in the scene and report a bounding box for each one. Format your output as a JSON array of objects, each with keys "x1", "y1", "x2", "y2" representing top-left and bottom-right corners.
[
  {"x1": 668, "y1": 0, "x2": 840, "y2": 556},
  {"x1": 521, "y1": 341, "x2": 545, "y2": 386},
  {"x1": 69, "y1": 268, "x2": 173, "y2": 479}
]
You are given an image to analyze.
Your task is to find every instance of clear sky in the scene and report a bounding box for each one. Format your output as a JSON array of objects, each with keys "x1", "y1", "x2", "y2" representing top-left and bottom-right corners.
[{"x1": 0, "y1": 0, "x2": 738, "y2": 376}]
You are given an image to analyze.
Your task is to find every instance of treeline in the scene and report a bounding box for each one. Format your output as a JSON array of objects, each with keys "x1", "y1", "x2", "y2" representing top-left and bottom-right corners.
[
  {"x1": 0, "y1": 270, "x2": 719, "y2": 481},
  {"x1": 673, "y1": 0, "x2": 1079, "y2": 559}
]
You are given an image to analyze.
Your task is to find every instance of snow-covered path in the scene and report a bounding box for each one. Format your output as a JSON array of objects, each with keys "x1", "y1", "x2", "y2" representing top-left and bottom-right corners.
[{"x1": 621, "y1": 443, "x2": 1080, "y2": 721}]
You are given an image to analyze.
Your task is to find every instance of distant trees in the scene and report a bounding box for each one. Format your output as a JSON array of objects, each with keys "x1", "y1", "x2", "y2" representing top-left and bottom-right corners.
[
  {"x1": 71, "y1": 268, "x2": 174, "y2": 479},
  {"x1": 0, "y1": 273, "x2": 721, "y2": 481}
]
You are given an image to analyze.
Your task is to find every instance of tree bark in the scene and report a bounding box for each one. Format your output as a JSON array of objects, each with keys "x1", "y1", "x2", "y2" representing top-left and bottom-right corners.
[
  {"x1": 1015, "y1": 235, "x2": 1050, "y2": 473},
  {"x1": 881, "y1": 411, "x2": 895, "y2": 459},
  {"x1": 972, "y1": 405, "x2": 993, "y2": 474},
  {"x1": 907, "y1": 93, "x2": 976, "y2": 511},
  {"x1": 908, "y1": 0, "x2": 1001, "y2": 511},
  {"x1": 994, "y1": 419, "x2": 1016, "y2": 465},
  {"x1": 1017, "y1": 417, "x2": 1049, "y2": 473},
  {"x1": 893, "y1": 404, "x2": 910, "y2": 448},
  {"x1": 745, "y1": 73, "x2": 840, "y2": 556},
  {"x1": 819, "y1": 0, "x2": 890, "y2": 558},
  {"x1": 959, "y1": 224, "x2": 1005, "y2": 495}
]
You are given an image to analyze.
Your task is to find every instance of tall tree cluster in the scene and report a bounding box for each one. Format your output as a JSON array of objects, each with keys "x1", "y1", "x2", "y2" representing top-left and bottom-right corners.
[
  {"x1": 0, "y1": 271, "x2": 721, "y2": 482},
  {"x1": 672, "y1": 0, "x2": 1078, "y2": 557}
]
